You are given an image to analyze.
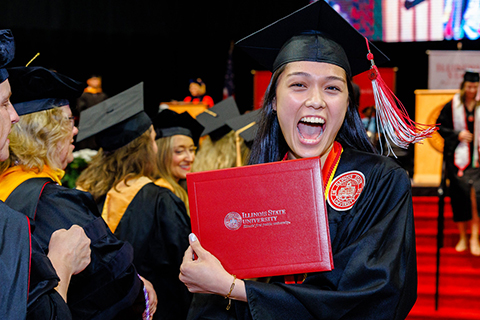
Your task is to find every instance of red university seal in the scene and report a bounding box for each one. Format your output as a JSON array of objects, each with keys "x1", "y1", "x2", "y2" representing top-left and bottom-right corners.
[{"x1": 327, "y1": 171, "x2": 365, "y2": 211}]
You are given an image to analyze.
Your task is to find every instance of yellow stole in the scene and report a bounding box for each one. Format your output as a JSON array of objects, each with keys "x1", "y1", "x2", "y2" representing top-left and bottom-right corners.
[
  {"x1": 101, "y1": 176, "x2": 152, "y2": 233},
  {"x1": 153, "y1": 178, "x2": 175, "y2": 192},
  {"x1": 0, "y1": 165, "x2": 64, "y2": 202}
]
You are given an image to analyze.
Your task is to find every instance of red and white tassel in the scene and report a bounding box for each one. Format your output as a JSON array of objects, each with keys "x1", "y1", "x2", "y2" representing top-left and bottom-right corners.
[{"x1": 365, "y1": 38, "x2": 437, "y2": 156}]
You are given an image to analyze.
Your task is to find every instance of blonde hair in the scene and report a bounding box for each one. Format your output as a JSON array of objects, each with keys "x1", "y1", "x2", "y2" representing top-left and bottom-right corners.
[
  {"x1": 76, "y1": 127, "x2": 158, "y2": 201},
  {"x1": 0, "y1": 107, "x2": 72, "y2": 174},
  {"x1": 192, "y1": 130, "x2": 249, "y2": 172},
  {"x1": 155, "y1": 136, "x2": 190, "y2": 214}
]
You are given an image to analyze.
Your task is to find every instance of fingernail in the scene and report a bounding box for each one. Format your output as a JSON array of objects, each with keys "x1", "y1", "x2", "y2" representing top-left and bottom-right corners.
[{"x1": 189, "y1": 233, "x2": 197, "y2": 242}]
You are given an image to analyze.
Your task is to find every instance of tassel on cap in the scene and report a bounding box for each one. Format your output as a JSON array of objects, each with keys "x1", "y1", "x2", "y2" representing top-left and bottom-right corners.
[{"x1": 365, "y1": 38, "x2": 437, "y2": 156}]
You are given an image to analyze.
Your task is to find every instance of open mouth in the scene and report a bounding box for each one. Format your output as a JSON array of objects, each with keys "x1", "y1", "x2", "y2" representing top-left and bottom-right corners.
[{"x1": 297, "y1": 116, "x2": 325, "y2": 143}]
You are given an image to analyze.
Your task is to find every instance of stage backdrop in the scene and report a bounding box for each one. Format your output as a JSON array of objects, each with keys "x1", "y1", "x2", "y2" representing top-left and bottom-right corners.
[
  {"x1": 413, "y1": 89, "x2": 459, "y2": 186},
  {"x1": 428, "y1": 50, "x2": 480, "y2": 89}
]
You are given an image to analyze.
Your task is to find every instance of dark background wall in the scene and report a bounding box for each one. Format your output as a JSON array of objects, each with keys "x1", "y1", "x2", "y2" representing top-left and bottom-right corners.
[{"x1": 1, "y1": 0, "x2": 479, "y2": 120}]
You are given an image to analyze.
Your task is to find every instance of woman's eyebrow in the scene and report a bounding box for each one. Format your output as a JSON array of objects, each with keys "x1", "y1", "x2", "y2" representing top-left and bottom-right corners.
[
  {"x1": 286, "y1": 72, "x2": 346, "y2": 83},
  {"x1": 286, "y1": 71, "x2": 311, "y2": 78}
]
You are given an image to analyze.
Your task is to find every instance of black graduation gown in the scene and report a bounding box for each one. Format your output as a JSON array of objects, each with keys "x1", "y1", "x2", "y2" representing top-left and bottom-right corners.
[
  {"x1": 436, "y1": 100, "x2": 480, "y2": 222},
  {"x1": 99, "y1": 183, "x2": 193, "y2": 320},
  {"x1": 0, "y1": 201, "x2": 72, "y2": 320},
  {"x1": 28, "y1": 233, "x2": 73, "y2": 320},
  {"x1": 187, "y1": 147, "x2": 417, "y2": 320},
  {"x1": 6, "y1": 178, "x2": 143, "y2": 320},
  {"x1": 0, "y1": 201, "x2": 30, "y2": 320}
]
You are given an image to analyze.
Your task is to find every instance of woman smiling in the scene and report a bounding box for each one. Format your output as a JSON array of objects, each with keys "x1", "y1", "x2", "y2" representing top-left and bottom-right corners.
[
  {"x1": 153, "y1": 109, "x2": 204, "y2": 215},
  {"x1": 179, "y1": 2, "x2": 434, "y2": 319},
  {"x1": 76, "y1": 85, "x2": 192, "y2": 320}
]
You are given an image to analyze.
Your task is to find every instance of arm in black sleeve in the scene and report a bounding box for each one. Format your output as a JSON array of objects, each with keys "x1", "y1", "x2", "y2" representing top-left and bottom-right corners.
[
  {"x1": 27, "y1": 237, "x2": 72, "y2": 320},
  {"x1": 238, "y1": 166, "x2": 416, "y2": 320},
  {"x1": 32, "y1": 185, "x2": 142, "y2": 320}
]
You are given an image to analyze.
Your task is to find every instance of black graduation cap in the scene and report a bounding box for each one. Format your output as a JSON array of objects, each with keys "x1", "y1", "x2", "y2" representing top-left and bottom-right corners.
[
  {"x1": 464, "y1": 70, "x2": 480, "y2": 83},
  {"x1": 0, "y1": 29, "x2": 15, "y2": 83},
  {"x1": 8, "y1": 66, "x2": 85, "y2": 116},
  {"x1": 153, "y1": 109, "x2": 204, "y2": 146},
  {"x1": 226, "y1": 109, "x2": 262, "y2": 144},
  {"x1": 76, "y1": 82, "x2": 152, "y2": 151},
  {"x1": 195, "y1": 96, "x2": 241, "y2": 141},
  {"x1": 235, "y1": 0, "x2": 389, "y2": 76}
]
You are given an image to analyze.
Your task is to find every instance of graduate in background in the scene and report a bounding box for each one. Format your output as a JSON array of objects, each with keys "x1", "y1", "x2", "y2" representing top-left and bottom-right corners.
[
  {"x1": 76, "y1": 74, "x2": 109, "y2": 114},
  {"x1": 178, "y1": 2, "x2": 433, "y2": 319},
  {"x1": 183, "y1": 78, "x2": 214, "y2": 108},
  {"x1": 152, "y1": 109, "x2": 204, "y2": 215},
  {"x1": 75, "y1": 74, "x2": 109, "y2": 150},
  {"x1": 0, "y1": 66, "x2": 148, "y2": 319},
  {"x1": 436, "y1": 70, "x2": 480, "y2": 256},
  {"x1": 76, "y1": 83, "x2": 191, "y2": 320},
  {"x1": 225, "y1": 108, "x2": 262, "y2": 167},
  {"x1": 192, "y1": 97, "x2": 249, "y2": 171}
]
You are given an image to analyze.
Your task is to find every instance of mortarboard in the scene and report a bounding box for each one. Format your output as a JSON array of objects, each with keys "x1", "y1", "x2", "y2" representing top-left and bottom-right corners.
[
  {"x1": 464, "y1": 70, "x2": 480, "y2": 83},
  {"x1": 195, "y1": 96, "x2": 241, "y2": 141},
  {"x1": 189, "y1": 78, "x2": 205, "y2": 86},
  {"x1": 235, "y1": 1, "x2": 388, "y2": 77},
  {"x1": 76, "y1": 82, "x2": 152, "y2": 151},
  {"x1": 226, "y1": 108, "x2": 262, "y2": 167},
  {"x1": 153, "y1": 109, "x2": 204, "y2": 146},
  {"x1": 8, "y1": 66, "x2": 85, "y2": 116},
  {"x1": 226, "y1": 109, "x2": 262, "y2": 144},
  {"x1": 0, "y1": 29, "x2": 15, "y2": 83},
  {"x1": 236, "y1": 1, "x2": 436, "y2": 153}
]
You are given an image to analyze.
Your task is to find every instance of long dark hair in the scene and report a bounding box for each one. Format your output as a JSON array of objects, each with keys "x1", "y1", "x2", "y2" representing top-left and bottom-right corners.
[{"x1": 248, "y1": 64, "x2": 375, "y2": 165}]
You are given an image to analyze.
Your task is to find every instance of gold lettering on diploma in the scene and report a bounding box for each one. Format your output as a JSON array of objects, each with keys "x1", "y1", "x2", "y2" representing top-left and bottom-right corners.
[{"x1": 241, "y1": 209, "x2": 290, "y2": 228}]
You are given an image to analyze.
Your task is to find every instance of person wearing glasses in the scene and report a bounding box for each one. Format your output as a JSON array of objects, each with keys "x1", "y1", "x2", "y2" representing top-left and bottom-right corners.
[
  {"x1": 0, "y1": 66, "x2": 153, "y2": 319},
  {"x1": 0, "y1": 30, "x2": 91, "y2": 320}
]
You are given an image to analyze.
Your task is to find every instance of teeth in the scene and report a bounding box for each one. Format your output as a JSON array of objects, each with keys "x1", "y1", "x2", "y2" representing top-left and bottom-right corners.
[{"x1": 300, "y1": 117, "x2": 324, "y2": 124}]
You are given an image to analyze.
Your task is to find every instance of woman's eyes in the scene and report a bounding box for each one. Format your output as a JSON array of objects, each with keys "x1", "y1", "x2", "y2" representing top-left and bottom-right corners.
[
  {"x1": 289, "y1": 82, "x2": 341, "y2": 92},
  {"x1": 290, "y1": 82, "x2": 305, "y2": 88},
  {"x1": 174, "y1": 147, "x2": 196, "y2": 155},
  {"x1": 325, "y1": 85, "x2": 341, "y2": 91}
]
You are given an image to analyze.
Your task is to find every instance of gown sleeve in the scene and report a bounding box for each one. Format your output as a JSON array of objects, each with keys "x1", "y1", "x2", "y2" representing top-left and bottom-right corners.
[
  {"x1": 188, "y1": 153, "x2": 417, "y2": 320},
  {"x1": 27, "y1": 183, "x2": 142, "y2": 320},
  {"x1": 112, "y1": 184, "x2": 192, "y2": 320},
  {"x1": 243, "y1": 161, "x2": 416, "y2": 320},
  {"x1": 147, "y1": 186, "x2": 192, "y2": 320},
  {"x1": 436, "y1": 101, "x2": 460, "y2": 159},
  {"x1": 27, "y1": 236, "x2": 72, "y2": 320},
  {"x1": 0, "y1": 201, "x2": 72, "y2": 320},
  {"x1": 0, "y1": 202, "x2": 30, "y2": 320}
]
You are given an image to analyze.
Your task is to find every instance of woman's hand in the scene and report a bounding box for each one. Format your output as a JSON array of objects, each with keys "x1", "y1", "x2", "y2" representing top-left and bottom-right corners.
[
  {"x1": 48, "y1": 225, "x2": 91, "y2": 275},
  {"x1": 47, "y1": 225, "x2": 91, "y2": 301},
  {"x1": 179, "y1": 233, "x2": 247, "y2": 302},
  {"x1": 138, "y1": 275, "x2": 158, "y2": 317},
  {"x1": 459, "y1": 130, "x2": 473, "y2": 143}
]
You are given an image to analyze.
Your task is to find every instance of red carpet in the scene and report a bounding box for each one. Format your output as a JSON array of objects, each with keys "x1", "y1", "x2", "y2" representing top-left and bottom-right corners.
[{"x1": 407, "y1": 196, "x2": 480, "y2": 320}]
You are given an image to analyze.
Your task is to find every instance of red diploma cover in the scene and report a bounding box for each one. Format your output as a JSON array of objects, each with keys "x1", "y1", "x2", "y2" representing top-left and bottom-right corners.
[{"x1": 187, "y1": 157, "x2": 333, "y2": 279}]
